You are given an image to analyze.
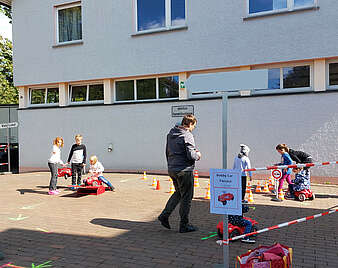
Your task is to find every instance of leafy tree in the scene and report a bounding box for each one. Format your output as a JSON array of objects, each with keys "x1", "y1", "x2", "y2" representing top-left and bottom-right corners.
[
  {"x1": 0, "y1": 4, "x2": 12, "y2": 22},
  {"x1": 0, "y1": 35, "x2": 18, "y2": 104}
]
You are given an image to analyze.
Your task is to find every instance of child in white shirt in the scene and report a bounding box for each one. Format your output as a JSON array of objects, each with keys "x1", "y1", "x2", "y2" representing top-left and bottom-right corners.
[{"x1": 88, "y1": 155, "x2": 115, "y2": 191}]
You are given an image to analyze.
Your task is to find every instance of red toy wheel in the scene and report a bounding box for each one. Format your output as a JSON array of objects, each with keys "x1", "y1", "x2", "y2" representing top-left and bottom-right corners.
[
  {"x1": 64, "y1": 174, "x2": 68, "y2": 180},
  {"x1": 298, "y1": 193, "x2": 306, "y2": 202}
]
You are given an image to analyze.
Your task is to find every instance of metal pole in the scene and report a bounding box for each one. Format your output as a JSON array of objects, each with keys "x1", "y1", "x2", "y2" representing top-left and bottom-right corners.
[
  {"x1": 222, "y1": 94, "x2": 229, "y2": 268},
  {"x1": 7, "y1": 127, "x2": 10, "y2": 173}
]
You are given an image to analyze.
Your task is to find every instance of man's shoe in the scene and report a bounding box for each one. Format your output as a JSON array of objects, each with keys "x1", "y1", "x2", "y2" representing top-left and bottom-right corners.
[
  {"x1": 241, "y1": 237, "x2": 256, "y2": 244},
  {"x1": 158, "y1": 215, "x2": 171, "y2": 229},
  {"x1": 179, "y1": 224, "x2": 198, "y2": 233}
]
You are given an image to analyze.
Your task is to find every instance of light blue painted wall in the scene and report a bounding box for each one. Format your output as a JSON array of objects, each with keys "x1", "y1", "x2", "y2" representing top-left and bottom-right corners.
[{"x1": 12, "y1": 0, "x2": 338, "y2": 86}]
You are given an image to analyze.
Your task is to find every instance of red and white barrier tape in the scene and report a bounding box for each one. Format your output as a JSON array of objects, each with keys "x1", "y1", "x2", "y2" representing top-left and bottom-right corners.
[
  {"x1": 216, "y1": 209, "x2": 338, "y2": 246},
  {"x1": 0, "y1": 163, "x2": 8, "y2": 166},
  {"x1": 243, "y1": 161, "x2": 338, "y2": 172}
]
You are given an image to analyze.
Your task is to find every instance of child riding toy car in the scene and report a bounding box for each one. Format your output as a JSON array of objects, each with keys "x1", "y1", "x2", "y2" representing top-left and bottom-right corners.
[{"x1": 217, "y1": 217, "x2": 258, "y2": 240}]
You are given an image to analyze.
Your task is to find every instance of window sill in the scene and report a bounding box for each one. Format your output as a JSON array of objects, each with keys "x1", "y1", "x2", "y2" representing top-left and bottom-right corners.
[
  {"x1": 131, "y1": 25, "x2": 188, "y2": 37},
  {"x1": 28, "y1": 103, "x2": 59, "y2": 108},
  {"x1": 52, "y1": 40, "x2": 83, "y2": 48},
  {"x1": 243, "y1": 5, "x2": 319, "y2": 20},
  {"x1": 69, "y1": 100, "x2": 104, "y2": 106}
]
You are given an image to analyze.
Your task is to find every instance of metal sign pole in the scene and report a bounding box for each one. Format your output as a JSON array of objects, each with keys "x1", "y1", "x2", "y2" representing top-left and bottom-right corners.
[
  {"x1": 7, "y1": 127, "x2": 11, "y2": 173},
  {"x1": 222, "y1": 94, "x2": 229, "y2": 268}
]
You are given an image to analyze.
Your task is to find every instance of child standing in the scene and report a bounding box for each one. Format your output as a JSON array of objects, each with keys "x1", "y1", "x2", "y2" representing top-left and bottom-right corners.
[
  {"x1": 229, "y1": 205, "x2": 255, "y2": 244},
  {"x1": 88, "y1": 155, "x2": 115, "y2": 191},
  {"x1": 67, "y1": 134, "x2": 87, "y2": 188},
  {"x1": 233, "y1": 144, "x2": 252, "y2": 202},
  {"x1": 48, "y1": 137, "x2": 65, "y2": 195},
  {"x1": 275, "y1": 144, "x2": 293, "y2": 200}
]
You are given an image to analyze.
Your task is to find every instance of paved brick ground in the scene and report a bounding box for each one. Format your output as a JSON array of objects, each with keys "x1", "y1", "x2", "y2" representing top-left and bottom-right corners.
[{"x1": 0, "y1": 172, "x2": 337, "y2": 267}]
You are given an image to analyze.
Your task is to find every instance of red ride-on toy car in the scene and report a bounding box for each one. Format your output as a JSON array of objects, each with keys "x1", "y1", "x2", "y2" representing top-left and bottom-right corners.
[
  {"x1": 83, "y1": 176, "x2": 103, "y2": 187},
  {"x1": 217, "y1": 217, "x2": 258, "y2": 240},
  {"x1": 58, "y1": 167, "x2": 72, "y2": 180},
  {"x1": 294, "y1": 188, "x2": 315, "y2": 202},
  {"x1": 76, "y1": 176, "x2": 105, "y2": 196},
  {"x1": 218, "y1": 193, "x2": 235, "y2": 205}
]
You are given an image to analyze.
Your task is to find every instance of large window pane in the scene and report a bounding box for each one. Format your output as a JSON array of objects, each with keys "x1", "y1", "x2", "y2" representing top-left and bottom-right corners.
[
  {"x1": 88, "y1": 84, "x2": 104, "y2": 101},
  {"x1": 116, "y1": 81, "x2": 135, "y2": 101},
  {"x1": 268, "y1": 68, "x2": 280, "y2": 89},
  {"x1": 294, "y1": 0, "x2": 314, "y2": 7},
  {"x1": 58, "y1": 6, "x2": 82, "y2": 43},
  {"x1": 159, "y1": 76, "x2": 179, "y2": 98},
  {"x1": 329, "y1": 63, "x2": 338, "y2": 86},
  {"x1": 249, "y1": 0, "x2": 287, "y2": 14},
  {"x1": 171, "y1": 0, "x2": 185, "y2": 26},
  {"x1": 136, "y1": 79, "x2": 156, "y2": 100},
  {"x1": 31, "y1": 89, "x2": 45, "y2": 104},
  {"x1": 283, "y1": 66, "x2": 310, "y2": 88},
  {"x1": 46, "y1": 88, "x2": 59, "y2": 103},
  {"x1": 137, "y1": 0, "x2": 165, "y2": 31},
  {"x1": 71, "y1": 85, "x2": 87, "y2": 102}
]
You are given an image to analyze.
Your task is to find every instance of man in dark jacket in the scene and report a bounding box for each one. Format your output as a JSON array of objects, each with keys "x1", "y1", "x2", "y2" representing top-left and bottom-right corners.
[{"x1": 158, "y1": 114, "x2": 201, "y2": 233}]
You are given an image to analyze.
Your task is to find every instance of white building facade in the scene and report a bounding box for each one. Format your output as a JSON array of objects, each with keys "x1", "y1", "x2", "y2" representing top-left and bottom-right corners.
[{"x1": 3, "y1": 0, "x2": 338, "y2": 176}]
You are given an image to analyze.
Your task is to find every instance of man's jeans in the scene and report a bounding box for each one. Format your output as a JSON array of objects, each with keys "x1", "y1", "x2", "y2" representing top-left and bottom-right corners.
[{"x1": 160, "y1": 170, "x2": 194, "y2": 226}]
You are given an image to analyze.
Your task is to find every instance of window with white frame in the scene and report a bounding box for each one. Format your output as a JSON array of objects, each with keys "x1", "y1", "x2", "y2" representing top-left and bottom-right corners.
[
  {"x1": 266, "y1": 65, "x2": 310, "y2": 89},
  {"x1": 248, "y1": 0, "x2": 315, "y2": 15},
  {"x1": 328, "y1": 62, "x2": 338, "y2": 86},
  {"x1": 115, "y1": 76, "x2": 179, "y2": 101},
  {"x1": 136, "y1": 0, "x2": 186, "y2": 32},
  {"x1": 30, "y1": 88, "x2": 59, "y2": 105},
  {"x1": 56, "y1": 3, "x2": 82, "y2": 43},
  {"x1": 70, "y1": 84, "x2": 104, "y2": 103}
]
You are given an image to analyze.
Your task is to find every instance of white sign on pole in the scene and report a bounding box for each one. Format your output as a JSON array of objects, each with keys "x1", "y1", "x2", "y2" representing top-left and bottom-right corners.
[
  {"x1": 210, "y1": 169, "x2": 242, "y2": 215},
  {"x1": 0, "y1": 122, "x2": 18, "y2": 129},
  {"x1": 271, "y1": 169, "x2": 282, "y2": 180}
]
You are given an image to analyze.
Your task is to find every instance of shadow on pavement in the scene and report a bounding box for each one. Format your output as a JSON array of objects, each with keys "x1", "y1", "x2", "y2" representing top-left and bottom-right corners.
[{"x1": 1, "y1": 200, "x2": 337, "y2": 267}]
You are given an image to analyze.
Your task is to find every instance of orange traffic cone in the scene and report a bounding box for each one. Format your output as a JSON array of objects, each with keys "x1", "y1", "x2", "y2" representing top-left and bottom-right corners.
[
  {"x1": 278, "y1": 190, "x2": 284, "y2": 201},
  {"x1": 246, "y1": 181, "x2": 251, "y2": 193},
  {"x1": 204, "y1": 185, "x2": 211, "y2": 200},
  {"x1": 156, "y1": 179, "x2": 161, "y2": 190},
  {"x1": 263, "y1": 181, "x2": 269, "y2": 193},
  {"x1": 194, "y1": 170, "x2": 200, "y2": 188},
  {"x1": 151, "y1": 177, "x2": 157, "y2": 187},
  {"x1": 269, "y1": 180, "x2": 275, "y2": 192},
  {"x1": 142, "y1": 171, "x2": 147, "y2": 180},
  {"x1": 169, "y1": 181, "x2": 175, "y2": 194},
  {"x1": 247, "y1": 190, "x2": 254, "y2": 203},
  {"x1": 255, "y1": 181, "x2": 262, "y2": 193}
]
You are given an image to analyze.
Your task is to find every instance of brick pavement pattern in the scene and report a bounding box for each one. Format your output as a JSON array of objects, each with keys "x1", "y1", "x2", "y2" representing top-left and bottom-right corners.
[{"x1": 0, "y1": 172, "x2": 337, "y2": 267}]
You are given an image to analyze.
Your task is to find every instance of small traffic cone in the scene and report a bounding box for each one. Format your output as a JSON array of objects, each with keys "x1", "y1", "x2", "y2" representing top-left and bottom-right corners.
[
  {"x1": 262, "y1": 181, "x2": 269, "y2": 193},
  {"x1": 156, "y1": 179, "x2": 161, "y2": 190},
  {"x1": 269, "y1": 181, "x2": 275, "y2": 192},
  {"x1": 142, "y1": 171, "x2": 147, "y2": 180},
  {"x1": 278, "y1": 190, "x2": 284, "y2": 201},
  {"x1": 246, "y1": 181, "x2": 251, "y2": 193},
  {"x1": 247, "y1": 190, "x2": 254, "y2": 203},
  {"x1": 194, "y1": 170, "x2": 200, "y2": 188},
  {"x1": 151, "y1": 177, "x2": 157, "y2": 187},
  {"x1": 204, "y1": 185, "x2": 211, "y2": 200},
  {"x1": 169, "y1": 180, "x2": 175, "y2": 194},
  {"x1": 255, "y1": 181, "x2": 262, "y2": 193}
]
